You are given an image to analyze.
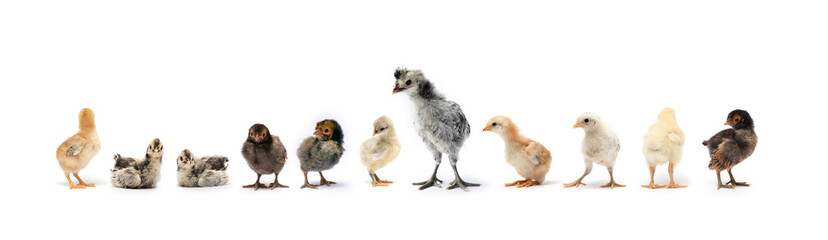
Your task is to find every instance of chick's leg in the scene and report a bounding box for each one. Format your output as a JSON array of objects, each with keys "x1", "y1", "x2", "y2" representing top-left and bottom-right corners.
[
  {"x1": 319, "y1": 172, "x2": 336, "y2": 186},
  {"x1": 446, "y1": 153, "x2": 480, "y2": 192},
  {"x1": 517, "y1": 180, "x2": 540, "y2": 188},
  {"x1": 505, "y1": 179, "x2": 529, "y2": 187},
  {"x1": 268, "y1": 173, "x2": 289, "y2": 189},
  {"x1": 371, "y1": 173, "x2": 391, "y2": 187},
  {"x1": 726, "y1": 169, "x2": 749, "y2": 187},
  {"x1": 601, "y1": 167, "x2": 625, "y2": 189},
  {"x1": 243, "y1": 174, "x2": 267, "y2": 191},
  {"x1": 413, "y1": 151, "x2": 443, "y2": 190},
  {"x1": 665, "y1": 162, "x2": 686, "y2": 188},
  {"x1": 641, "y1": 166, "x2": 664, "y2": 189},
  {"x1": 716, "y1": 170, "x2": 733, "y2": 190},
  {"x1": 65, "y1": 173, "x2": 84, "y2": 189},
  {"x1": 73, "y1": 173, "x2": 95, "y2": 187},
  {"x1": 300, "y1": 171, "x2": 318, "y2": 189},
  {"x1": 564, "y1": 161, "x2": 592, "y2": 188}
]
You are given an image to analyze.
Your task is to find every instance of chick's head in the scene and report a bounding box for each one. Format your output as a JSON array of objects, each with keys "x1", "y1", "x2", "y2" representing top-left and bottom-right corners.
[
  {"x1": 573, "y1": 113, "x2": 601, "y2": 130},
  {"x1": 146, "y1": 138, "x2": 164, "y2": 158},
  {"x1": 657, "y1": 107, "x2": 677, "y2": 122},
  {"x1": 392, "y1": 67, "x2": 424, "y2": 95},
  {"x1": 247, "y1": 124, "x2": 272, "y2": 143},
  {"x1": 314, "y1": 119, "x2": 344, "y2": 143},
  {"x1": 725, "y1": 109, "x2": 753, "y2": 129},
  {"x1": 78, "y1": 108, "x2": 96, "y2": 128},
  {"x1": 177, "y1": 149, "x2": 194, "y2": 170},
  {"x1": 483, "y1": 115, "x2": 515, "y2": 135},
  {"x1": 372, "y1": 116, "x2": 395, "y2": 136}
]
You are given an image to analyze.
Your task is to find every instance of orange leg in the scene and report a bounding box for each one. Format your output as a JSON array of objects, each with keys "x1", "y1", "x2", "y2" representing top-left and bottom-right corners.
[
  {"x1": 73, "y1": 173, "x2": 95, "y2": 187},
  {"x1": 517, "y1": 180, "x2": 540, "y2": 188},
  {"x1": 641, "y1": 166, "x2": 665, "y2": 189},
  {"x1": 506, "y1": 179, "x2": 529, "y2": 187},
  {"x1": 601, "y1": 168, "x2": 625, "y2": 189},
  {"x1": 65, "y1": 173, "x2": 85, "y2": 189},
  {"x1": 665, "y1": 163, "x2": 686, "y2": 188}
]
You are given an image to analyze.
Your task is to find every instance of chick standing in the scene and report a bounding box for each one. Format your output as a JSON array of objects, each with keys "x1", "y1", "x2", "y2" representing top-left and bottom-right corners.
[
  {"x1": 393, "y1": 67, "x2": 479, "y2": 191},
  {"x1": 177, "y1": 149, "x2": 229, "y2": 187},
  {"x1": 642, "y1": 108, "x2": 686, "y2": 189},
  {"x1": 704, "y1": 109, "x2": 757, "y2": 189},
  {"x1": 359, "y1": 116, "x2": 401, "y2": 187},
  {"x1": 55, "y1": 108, "x2": 100, "y2": 189},
  {"x1": 564, "y1": 113, "x2": 625, "y2": 189},
  {"x1": 483, "y1": 116, "x2": 552, "y2": 188},
  {"x1": 297, "y1": 119, "x2": 345, "y2": 189},
  {"x1": 241, "y1": 124, "x2": 288, "y2": 190}
]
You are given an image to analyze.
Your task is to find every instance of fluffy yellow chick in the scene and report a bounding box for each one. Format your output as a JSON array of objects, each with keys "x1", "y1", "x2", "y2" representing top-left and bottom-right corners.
[
  {"x1": 642, "y1": 108, "x2": 685, "y2": 189},
  {"x1": 359, "y1": 116, "x2": 401, "y2": 187},
  {"x1": 55, "y1": 108, "x2": 100, "y2": 189},
  {"x1": 483, "y1": 116, "x2": 552, "y2": 188}
]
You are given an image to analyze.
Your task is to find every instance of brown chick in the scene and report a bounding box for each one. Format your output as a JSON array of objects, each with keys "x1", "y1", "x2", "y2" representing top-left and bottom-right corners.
[
  {"x1": 483, "y1": 116, "x2": 552, "y2": 188},
  {"x1": 55, "y1": 108, "x2": 100, "y2": 189}
]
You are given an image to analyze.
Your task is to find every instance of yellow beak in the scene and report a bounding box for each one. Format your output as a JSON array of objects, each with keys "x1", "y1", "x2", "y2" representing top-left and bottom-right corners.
[
  {"x1": 573, "y1": 121, "x2": 585, "y2": 128},
  {"x1": 482, "y1": 126, "x2": 491, "y2": 131}
]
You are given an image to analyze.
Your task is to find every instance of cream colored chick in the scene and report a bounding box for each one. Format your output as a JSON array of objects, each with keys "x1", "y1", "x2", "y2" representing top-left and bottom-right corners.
[
  {"x1": 564, "y1": 113, "x2": 625, "y2": 189},
  {"x1": 359, "y1": 116, "x2": 401, "y2": 187},
  {"x1": 483, "y1": 116, "x2": 552, "y2": 188},
  {"x1": 55, "y1": 108, "x2": 100, "y2": 189},
  {"x1": 642, "y1": 108, "x2": 686, "y2": 189}
]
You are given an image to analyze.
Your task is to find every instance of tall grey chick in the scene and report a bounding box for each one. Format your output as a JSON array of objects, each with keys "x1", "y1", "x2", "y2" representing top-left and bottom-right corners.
[{"x1": 392, "y1": 67, "x2": 479, "y2": 191}]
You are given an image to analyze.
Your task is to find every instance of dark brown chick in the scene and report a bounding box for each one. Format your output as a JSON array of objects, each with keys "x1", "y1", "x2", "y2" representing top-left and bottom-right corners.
[
  {"x1": 241, "y1": 124, "x2": 288, "y2": 190},
  {"x1": 703, "y1": 109, "x2": 757, "y2": 190},
  {"x1": 297, "y1": 119, "x2": 345, "y2": 189}
]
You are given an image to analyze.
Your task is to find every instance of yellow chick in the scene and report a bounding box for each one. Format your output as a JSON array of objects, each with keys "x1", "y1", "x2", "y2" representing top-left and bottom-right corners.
[
  {"x1": 642, "y1": 108, "x2": 686, "y2": 189},
  {"x1": 483, "y1": 116, "x2": 552, "y2": 188},
  {"x1": 55, "y1": 108, "x2": 100, "y2": 189},
  {"x1": 359, "y1": 116, "x2": 401, "y2": 187}
]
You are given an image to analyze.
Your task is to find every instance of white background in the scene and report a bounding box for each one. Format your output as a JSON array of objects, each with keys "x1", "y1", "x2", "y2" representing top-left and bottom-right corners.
[{"x1": 1, "y1": 0, "x2": 825, "y2": 239}]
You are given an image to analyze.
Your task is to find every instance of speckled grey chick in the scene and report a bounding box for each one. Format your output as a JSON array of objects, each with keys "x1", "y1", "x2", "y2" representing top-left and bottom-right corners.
[
  {"x1": 177, "y1": 149, "x2": 229, "y2": 187},
  {"x1": 297, "y1": 119, "x2": 345, "y2": 189},
  {"x1": 241, "y1": 124, "x2": 288, "y2": 190},
  {"x1": 392, "y1": 67, "x2": 479, "y2": 191},
  {"x1": 110, "y1": 138, "x2": 164, "y2": 189}
]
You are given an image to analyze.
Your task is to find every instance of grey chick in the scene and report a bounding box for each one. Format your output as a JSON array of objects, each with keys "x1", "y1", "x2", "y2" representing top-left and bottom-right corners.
[
  {"x1": 297, "y1": 119, "x2": 345, "y2": 189},
  {"x1": 241, "y1": 124, "x2": 288, "y2": 190},
  {"x1": 110, "y1": 138, "x2": 164, "y2": 189},
  {"x1": 177, "y1": 149, "x2": 229, "y2": 187},
  {"x1": 392, "y1": 67, "x2": 479, "y2": 191},
  {"x1": 704, "y1": 109, "x2": 757, "y2": 189}
]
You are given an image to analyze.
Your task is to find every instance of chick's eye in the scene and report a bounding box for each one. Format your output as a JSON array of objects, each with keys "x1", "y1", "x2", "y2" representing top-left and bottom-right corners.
[
  {"x1": 324, "y1": 129, "x2": 329, "y2": 133},
  {"x1": 584, "y1": 119, "x2": 590, "y2": 123},
  {"x1": 405, "y1": 80, "x2": 412, "y2": 85},
  {"x1": 492, "y1": 123, "x2": 497, "y2": 126}
]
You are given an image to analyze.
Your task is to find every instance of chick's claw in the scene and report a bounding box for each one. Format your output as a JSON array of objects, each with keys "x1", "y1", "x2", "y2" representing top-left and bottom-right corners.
[
  {"x1": 300, "y1": 183, "x2": 319, "y2": 189},
  {"x1": 446, "y1": 179, "x2": 480, "y2": 192},
  {"x1": 413, "y1": 179, "x2": 442, "y2": 190},
  {"x1": 726, "y1": 181, "x2": 749, "y2": 187},
  {"x1": 563, "y1": 181, "x2": 586, "y2": 188}
]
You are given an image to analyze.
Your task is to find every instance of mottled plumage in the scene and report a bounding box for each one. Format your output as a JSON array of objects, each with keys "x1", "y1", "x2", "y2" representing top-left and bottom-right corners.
[
  {"x1": 241, "y1": 124, "x2": 288, "y2": 190},
  {"x1": 177, "y1": 149, "x2": 229, "y2": 187},
  {"x1": 297, "y1": 119, "x2": 345, "y2": 189},
  {"x1": 110, "y1": 138, "x2": 164, "y2": 189},
  {"x1": 704, "y1": 109, "x2": 757, "y2": 189},
  {"x1": 393, "y1": 67, "x2": 478, "y2": 191}
]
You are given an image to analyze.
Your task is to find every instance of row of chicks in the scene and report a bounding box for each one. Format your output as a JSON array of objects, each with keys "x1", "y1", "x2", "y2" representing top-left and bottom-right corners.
[
  {"x1": 55, "y1": 68, "x2": 757, "y2": 191},
  {"x1": 110, "y1": 138, "x2": 229, "y2": 189}
]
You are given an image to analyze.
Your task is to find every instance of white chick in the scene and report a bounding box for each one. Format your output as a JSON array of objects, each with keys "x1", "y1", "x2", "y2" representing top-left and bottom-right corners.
[
  {"x1": 564, "y1": 113, "x2": 625, "y2": 189},
  {"x1": 483, "y1": 116, "x2": 552, "y2": 188},
  {"x1": 642, "y1": 108, "x2": 686, "y2": 189},
  {"x1": 359, "y1": 116, "x2": 402, "y2": 187}
]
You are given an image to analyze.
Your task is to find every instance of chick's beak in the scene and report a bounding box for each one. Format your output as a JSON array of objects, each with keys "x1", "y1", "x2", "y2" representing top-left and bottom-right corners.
[
  {"x1": 724, "y1": 121, "x2": 731, "y2": 126},
  {"x1": 482, "y1": 126, "x2": 491, "y2": 131},
  {"x1": 313, "y1": 130, "x2": 322, "y2": 136},
  {"x1": 373, "y1": 130, "x2": 378, "y2": 136},
  {"x1": 573, "y1": 121, "x2": 585, "y2": 128},
  {"x1": 392, "y1": 85, "x2": 403, "y2": 94}
]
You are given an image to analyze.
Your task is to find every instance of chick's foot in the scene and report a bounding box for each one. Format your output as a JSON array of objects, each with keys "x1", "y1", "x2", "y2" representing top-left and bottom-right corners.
[
  {"x1": 665, "y1": 183, "x2": 687, "y2": 189},
  {"x1": 242, "y1": 182, "x2": 268, "y2": 191},
  {"x1": 726, "y1": 181, "x2": 749, "y2": 187},
  {"x1": 413, "y1": 177, "x2": 442, "y2": 190},
  {"x1": 641, "y1": 183, "x2": 665, "y2": 189},
  {"x1": 601, "y1": 181, "x2": 625, "y2": 189},
  {"x1": 446, "y1": 179, "x2": 480, "y2": 192},
  {"x1": 300, "y1": 183, "x2": 319, "y2": 189},
  {"x1": 505, "y1": 179, "x2": 529, "y2": 187}
]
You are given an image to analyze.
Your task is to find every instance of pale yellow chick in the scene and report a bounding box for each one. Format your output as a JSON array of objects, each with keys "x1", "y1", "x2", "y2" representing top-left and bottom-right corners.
[
  {"x1": 483, "y1": 116, "x2": 552, "y2": 188},
  {"x1": 359, "y1": 116, "x2": 401, "y2": 187},
  {"x1": 642, "y1": 108, "x2": 686, "y2": 189},
  {"x1": 55, "y1": 108, "x2": 101, "y2": 189}
]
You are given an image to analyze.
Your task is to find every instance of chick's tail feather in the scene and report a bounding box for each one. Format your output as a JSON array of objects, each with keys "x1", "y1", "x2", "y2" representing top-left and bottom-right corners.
[{"x1": 702, "y1": 140, "x2": 709, "y2": 146}]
